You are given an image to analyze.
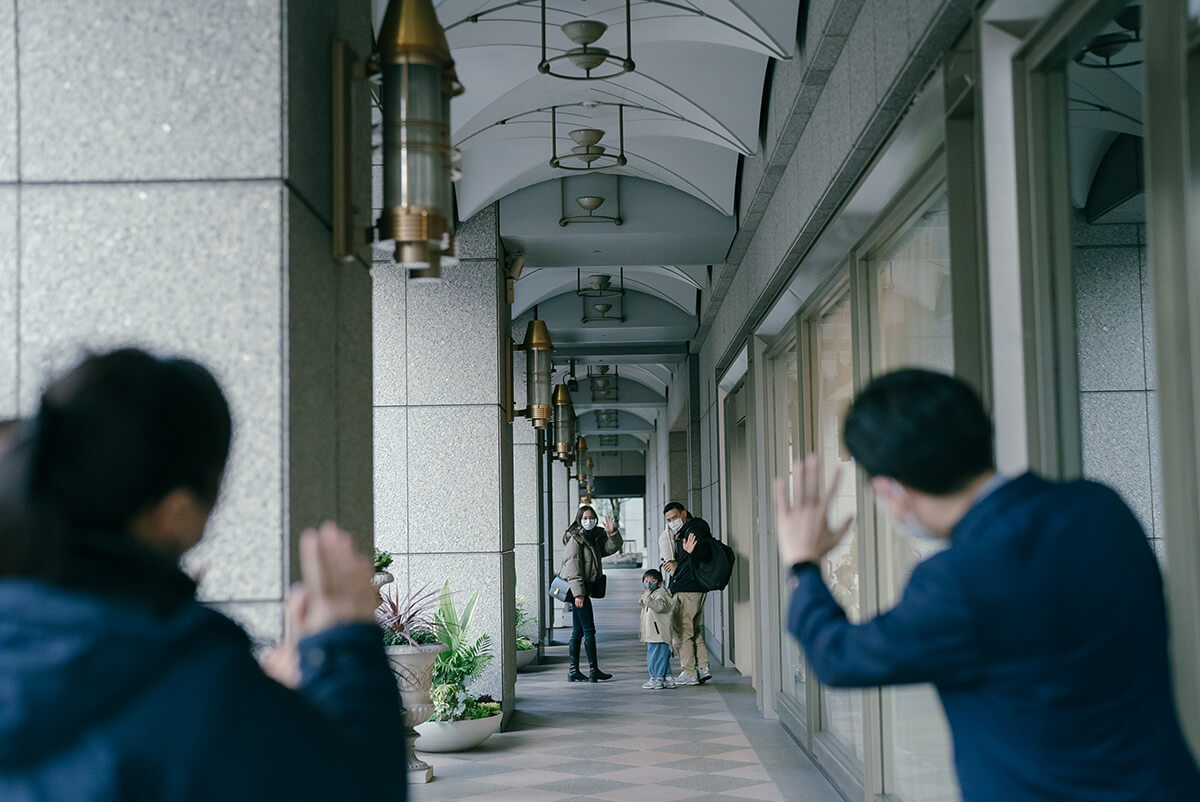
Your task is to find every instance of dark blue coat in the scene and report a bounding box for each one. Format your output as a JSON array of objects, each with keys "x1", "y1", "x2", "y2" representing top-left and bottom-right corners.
[
  {"x1": 789, "y1": 473, "x2": 1200, "y2": 801},
  {"x1": 0, "y1": 575, "x2": 405, "y2": 801}
]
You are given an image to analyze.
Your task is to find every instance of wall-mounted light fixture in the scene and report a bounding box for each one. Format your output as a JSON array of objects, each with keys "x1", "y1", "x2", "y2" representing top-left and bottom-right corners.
[
  {"x1": 333, "y1": 0, "x2": 464, "y2": 280},
  {"x1": 538, "y1": 0, "x2": 634, "y2": 81},
  {"x1": 560, "y1": 176, "x2": 623, "y2": 226},
  {"x1": 507, "y1": 320, "x2": 555, "y2": 429},
  {"x1": 553, "y1": 384, "x2": 576, "y2": 462},
  {"x1": 550, "y1": 106, "x2": 626, "y2": 171}
]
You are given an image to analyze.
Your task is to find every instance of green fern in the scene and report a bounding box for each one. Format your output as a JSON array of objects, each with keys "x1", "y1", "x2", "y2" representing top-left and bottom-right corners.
[{"x1": 431, "y1": 581, "x2": 494, "y2": 689}]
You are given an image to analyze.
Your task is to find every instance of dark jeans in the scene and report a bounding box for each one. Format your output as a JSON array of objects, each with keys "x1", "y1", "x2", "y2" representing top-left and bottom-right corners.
[
  {"x1": 570, "y1": 595, "x2": 596, "y2": 640},
  {"x1": 569, "y1": 596, "x2": 600, "y2": 669}
]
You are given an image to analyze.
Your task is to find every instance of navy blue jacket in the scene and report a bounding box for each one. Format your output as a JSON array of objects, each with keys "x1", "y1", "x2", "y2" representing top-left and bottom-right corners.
[
  {"x1": 789, "y1": 473, "x2": 1200, "y2": 801},
  {"x1": 0, "y1": 569, "x2": 405, "y2": 801}
]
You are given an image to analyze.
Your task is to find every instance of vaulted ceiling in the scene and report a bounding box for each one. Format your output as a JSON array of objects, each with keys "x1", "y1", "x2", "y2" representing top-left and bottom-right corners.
[{"x1": 375, "y1": 1, "x2": 804, "y2": 471}]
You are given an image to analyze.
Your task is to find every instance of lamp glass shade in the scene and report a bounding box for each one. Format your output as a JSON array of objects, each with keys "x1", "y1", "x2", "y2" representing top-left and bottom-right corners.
[{"x1": 382, "y1": 62, "x2": 447, "y2": 214}]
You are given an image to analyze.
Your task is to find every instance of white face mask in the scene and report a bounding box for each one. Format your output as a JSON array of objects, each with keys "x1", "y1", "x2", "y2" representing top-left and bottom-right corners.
[
  {"x1": 667, "y1": 518, "x2": 683, "y2": 533},
  {"x1": 581, "y1": 518, "x2": 597, "y2": 531},
  {"x1": 887, "y1": 480, "x2": 939, "y2": 542}
]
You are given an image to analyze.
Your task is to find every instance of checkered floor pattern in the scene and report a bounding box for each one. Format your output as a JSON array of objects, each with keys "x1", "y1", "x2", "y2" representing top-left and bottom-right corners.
[{"x1": 412, "y1": 569, "x2": 841, "y2": 801}]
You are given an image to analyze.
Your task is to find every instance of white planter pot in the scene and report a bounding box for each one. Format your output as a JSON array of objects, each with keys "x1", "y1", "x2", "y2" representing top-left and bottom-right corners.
[
  {"x1": 371, "y1": 570, "x2": 395, "y2": 603},
  {"x1": 384, "y1": 643, "x2": 449, "y2": 782},
  {"x1": 415, "y1": 714, "x2": 502, "y2": 753},
  {"x1": 515, "y1": 648, "x2": 537, "y2": 670}
]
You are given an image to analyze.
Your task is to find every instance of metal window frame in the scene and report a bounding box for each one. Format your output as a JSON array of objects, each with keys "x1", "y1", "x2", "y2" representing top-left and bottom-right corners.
[{"x1": 1143, "y1": 0, "x2": 1200, "y2": 754}]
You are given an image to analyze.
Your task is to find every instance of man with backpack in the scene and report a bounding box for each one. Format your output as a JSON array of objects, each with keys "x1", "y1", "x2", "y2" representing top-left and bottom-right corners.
[{"x1": 660, "y1": 502, "x2": 722, "y2": 686}]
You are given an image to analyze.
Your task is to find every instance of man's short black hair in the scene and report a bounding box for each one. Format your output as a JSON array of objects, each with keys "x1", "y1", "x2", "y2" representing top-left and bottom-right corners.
[
  {"x1": 642, "y1": 568, "x2": 664, "y2": 583},
  {"x1": 843, "y1": 369, "x2": 995, "y2": 495},
  {"x1": 663, "y1": 502, "x2": 686, "y2": 515}
]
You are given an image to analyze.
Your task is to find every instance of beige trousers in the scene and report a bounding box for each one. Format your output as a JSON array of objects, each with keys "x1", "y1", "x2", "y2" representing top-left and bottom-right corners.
[{"x1": 674, "y1": 591, "x2": 709, "y2": 676}]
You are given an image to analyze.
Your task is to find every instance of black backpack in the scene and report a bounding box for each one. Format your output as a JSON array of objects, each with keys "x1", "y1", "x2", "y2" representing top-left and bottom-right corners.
[{"x1": 693, "y1": 538, "x2": 736, "y2": 592}]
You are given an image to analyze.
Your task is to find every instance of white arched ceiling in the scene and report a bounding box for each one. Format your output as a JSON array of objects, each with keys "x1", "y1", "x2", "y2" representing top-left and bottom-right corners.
[
  {"x1": 406, "y1": 0, "x2": 802, "y2": 218},
  {"x1": 372, "y1": 0, "x2": 803, "y2": 464}
]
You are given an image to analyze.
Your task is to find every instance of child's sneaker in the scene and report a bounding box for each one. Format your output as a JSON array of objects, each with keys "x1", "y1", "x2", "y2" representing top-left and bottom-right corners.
[
  {"x1": 642, "y1": 678, "x2": 665, "y2": 690},
  {"x1": 663, "y1": 675, "x2": 676, "y2": 689}
]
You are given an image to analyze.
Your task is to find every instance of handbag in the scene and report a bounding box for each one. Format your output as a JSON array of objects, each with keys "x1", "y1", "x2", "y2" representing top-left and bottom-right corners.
[
  {"x1": 549, "y1": 574, "x2": 573, "y2": 603},
  {"x1": 589, "y1": 573, "x2": 608, "y2": 599}
]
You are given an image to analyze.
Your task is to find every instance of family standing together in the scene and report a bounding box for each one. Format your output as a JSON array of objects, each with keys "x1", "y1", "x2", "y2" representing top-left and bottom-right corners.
[{"x1": 556, "y1": 499, "x2": 722, "y2": 689}]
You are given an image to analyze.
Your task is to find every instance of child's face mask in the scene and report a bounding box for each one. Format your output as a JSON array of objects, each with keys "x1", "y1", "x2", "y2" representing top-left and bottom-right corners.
[{"x1": 644, "y1": 580, "x2": 658, "y2": 591}]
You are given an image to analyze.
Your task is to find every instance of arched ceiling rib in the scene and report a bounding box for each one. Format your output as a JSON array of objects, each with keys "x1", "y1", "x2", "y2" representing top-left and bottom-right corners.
[{"x1": 513, "y1": 265, "x2": 701, "y2": 319}]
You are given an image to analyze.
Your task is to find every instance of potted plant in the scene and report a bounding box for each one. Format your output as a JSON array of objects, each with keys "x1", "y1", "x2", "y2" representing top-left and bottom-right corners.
[
  {"x1": 376, "y1": 583, "x2": 447, "y2": 783},
  {"x1": 414, "y1": 582, "x2": 503, "y2": 753},
  {"x1": 372, "y1": 548, "x2": 395, "y2": 603},
  {"x1": 514, "y1": 594, "x2": 538, "y2": 671}
]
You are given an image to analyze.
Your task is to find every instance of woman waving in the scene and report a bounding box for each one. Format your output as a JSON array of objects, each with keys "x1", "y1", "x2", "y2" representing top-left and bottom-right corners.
[{"x1": 559, "y1": 505, "x2": 623, "y2": 682}]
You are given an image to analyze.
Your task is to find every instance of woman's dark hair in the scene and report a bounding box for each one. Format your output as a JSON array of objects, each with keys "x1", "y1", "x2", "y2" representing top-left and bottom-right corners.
[
  {"x1": 642, "y1": 568, "x2": 663, "y2": 583},
  {"x1": 663, "y1": 502, "x2": 686, "y2": 515},
  {"x1": 842, "y1": 369, "x2": 994, "y2": 495},
  {"x1": 0, "y1": 348, "x2": 233, "y2": 579},
  {"x1": 562, "y1": 505, "x2": 598, "y2": 544}
]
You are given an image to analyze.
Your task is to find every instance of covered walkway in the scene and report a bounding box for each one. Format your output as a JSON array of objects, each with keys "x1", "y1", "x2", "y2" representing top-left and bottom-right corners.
[{"x1": 415, "y1": 570, "x2": 841, "y2": 802}]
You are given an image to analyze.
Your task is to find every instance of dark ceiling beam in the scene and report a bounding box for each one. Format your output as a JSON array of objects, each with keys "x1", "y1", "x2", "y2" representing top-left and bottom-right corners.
[{"x1": 552, "y1": 343, "x2": 689, "y2": 364}]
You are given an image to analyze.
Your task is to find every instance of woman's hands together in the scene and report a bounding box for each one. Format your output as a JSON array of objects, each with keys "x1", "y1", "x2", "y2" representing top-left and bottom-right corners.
[{"x1": 260, "y1": 522, "x2": 377, "y2": 687}]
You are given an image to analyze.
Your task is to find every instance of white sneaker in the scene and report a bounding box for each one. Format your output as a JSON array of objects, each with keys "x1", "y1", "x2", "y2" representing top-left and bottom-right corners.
[
  {"x1": 642, "y1": 678, "x2": 665, "y2": 690},
  {"x1": 663, "y1": 676, "x2": 676, "y2": 689},
  {"x1": 675, "y1": 671, "x2": 699, "y2": 686},
  {"x1": 698, "y1": 666, "x2": 712, "y2": 684}
]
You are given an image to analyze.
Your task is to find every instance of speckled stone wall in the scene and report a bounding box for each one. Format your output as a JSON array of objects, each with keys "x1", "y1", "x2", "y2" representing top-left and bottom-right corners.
[
  {"x1": 1073, "y1": 214, "x2": 1162, "y2": 557},
  {"x1": 371, "y1": 204, "x2": 518, "y2": 710},
  {"x1": 0, "y1": 0, "x2": 376, "y2": 646}
]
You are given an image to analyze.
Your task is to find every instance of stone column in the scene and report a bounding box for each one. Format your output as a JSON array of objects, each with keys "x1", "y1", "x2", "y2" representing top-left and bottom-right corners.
[
  {"x1": 0, "y1": 0, "x2": 375, "y2": 642},
  {"x1": 372, "y1": 204, "x2": 516, "y2": 711}
]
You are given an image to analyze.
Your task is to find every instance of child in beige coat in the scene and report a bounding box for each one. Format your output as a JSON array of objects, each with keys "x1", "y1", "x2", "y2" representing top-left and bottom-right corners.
[{"x1": 639, "y1": 568, "x2": 677, "y2": 689}]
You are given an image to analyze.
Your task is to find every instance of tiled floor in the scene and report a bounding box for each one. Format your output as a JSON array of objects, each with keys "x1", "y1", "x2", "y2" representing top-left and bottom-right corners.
[{"x1": 413, "y1": 569, "x2": 842, "y2": 801}]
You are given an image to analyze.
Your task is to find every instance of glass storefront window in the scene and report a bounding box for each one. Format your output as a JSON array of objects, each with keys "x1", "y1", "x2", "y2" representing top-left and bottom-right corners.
[
  {"x1": 812, "y1": 295, "x2": 865, "y2": 768},
  {"x1": 772, "y1": 343, "x2": 806, "y2": 707},
  {"x1": 867, "y1": 188, "x2": 957, "y2": 801}
]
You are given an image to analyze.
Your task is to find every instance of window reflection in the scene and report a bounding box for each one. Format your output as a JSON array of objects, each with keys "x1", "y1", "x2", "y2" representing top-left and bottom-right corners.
[
  {"x1": 869, "y1": 190, "x2": 957, "y2": 801},
  {"x1": 814, "y1": 295, "x2": 864, "y2": 767}
]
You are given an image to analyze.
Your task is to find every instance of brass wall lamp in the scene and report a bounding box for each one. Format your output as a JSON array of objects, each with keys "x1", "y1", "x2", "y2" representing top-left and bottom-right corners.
[
  {"x1": 552, "y1": 384, "x2": 577, "y2": 462},
  {"x1": 333, "y1": 0, "x2": 464, "y2": 281},
  {"x1": 507, "y1": 320, "x2": 556, "y2": 429}
]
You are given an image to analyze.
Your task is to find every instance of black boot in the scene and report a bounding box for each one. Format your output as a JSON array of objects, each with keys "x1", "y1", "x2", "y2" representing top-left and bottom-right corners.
[
  {"x1": 567, "y1": 636, "x2": 587, "y2": 682},
  {"x1": 584, "y1": 635, "x2": 612, "y2": 682}
]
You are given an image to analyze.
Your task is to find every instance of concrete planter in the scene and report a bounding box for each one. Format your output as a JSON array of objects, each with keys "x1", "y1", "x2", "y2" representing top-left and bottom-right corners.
[
  {"x1": 384, "y1": 643, "x2": 450, "y2": 783},
  {"x1": 515, "y1": 648, "x2": 537, "y2": 671},
  {"x1": 415, "y1": 714, "x2": 502, "y2": 753}
]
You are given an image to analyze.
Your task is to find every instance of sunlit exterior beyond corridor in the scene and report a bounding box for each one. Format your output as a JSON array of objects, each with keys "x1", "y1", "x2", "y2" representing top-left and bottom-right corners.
[{"x1": 1, "y1": 0, "x2": 1200, "y2": 801}]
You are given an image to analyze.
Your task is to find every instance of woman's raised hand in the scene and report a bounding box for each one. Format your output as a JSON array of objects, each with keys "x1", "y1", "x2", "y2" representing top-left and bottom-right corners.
[
  {"x1": 288, "y1": 522, "x2": 378, "y2": 638},
  {"x1": 604, "y1": 515, "x2": 616, "y2": 533}
]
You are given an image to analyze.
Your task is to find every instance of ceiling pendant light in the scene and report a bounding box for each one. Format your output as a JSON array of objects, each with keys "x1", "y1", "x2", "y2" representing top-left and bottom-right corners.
[
  {"x1": 559, "y1": 175, "x2": 623, "y2": 226},
  {"x1": 538, "y1": 0, "x2": 635, "y2": 81},
  {"x1": 549, "y1": 106, "x2": 627, "y2": 171}
]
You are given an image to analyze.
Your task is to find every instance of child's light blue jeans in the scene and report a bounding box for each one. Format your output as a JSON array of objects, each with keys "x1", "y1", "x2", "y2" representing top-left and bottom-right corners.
[{"x1": 647, "y1": 642, "x2": 670, "y2": 679}]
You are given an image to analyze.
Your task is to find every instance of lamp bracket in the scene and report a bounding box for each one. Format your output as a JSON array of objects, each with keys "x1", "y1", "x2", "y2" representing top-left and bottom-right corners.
[{"x1": 332, "y1": 39, "x2": 373, "y2": 266}]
